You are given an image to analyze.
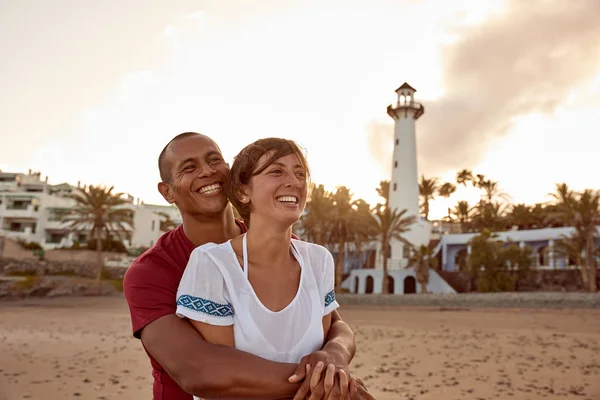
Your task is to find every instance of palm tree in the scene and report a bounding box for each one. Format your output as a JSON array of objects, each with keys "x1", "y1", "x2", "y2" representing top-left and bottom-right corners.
[
  {"x1": 550, "y1": 186, "x2": 599, "y2": 292},
  {"x1": 419, "y1": 176, "x2": 439, "y2": 220},
  {"x1": 451, "y1": 200, "x2": 473, "y2": 232},
  {"x1": 367, "y1": 182, "x2": 416, "y2": 294},
  {"x1": 301, "y1": 184, "x2": 333, "y2": 245},
  {"x1": 456, "y1": 169, "x2": 474, "y2": 187},
  {"x1": 329, "y1": 186, "x2": 357, "y2": 289},
  {"x1": 478, "y1": 179, "x2": 509, "y2": 203},
  {"x1": 438, "y1": 182, "x2": 456, "y2": 198},
  {"x1": 471, "y1": 201, "x2": 507, "y2": 232},
  {"x1": 438, "y1": 182, "x2": 457, "y2": 222},
  {"x1": 407, "y1": 245, "x2": 438, "y2": 293},
  {"x1": 64, "y1": 185, "x2": 133, "y2": 290},
  {"x1": 508, "y1": 203, "x2": 532, "y2": 230}
]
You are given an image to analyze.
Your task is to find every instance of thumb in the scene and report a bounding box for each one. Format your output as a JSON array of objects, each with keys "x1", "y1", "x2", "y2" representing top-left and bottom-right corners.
[{"x1": 289, "y1": 362, "x2": 310, "y2": 383}]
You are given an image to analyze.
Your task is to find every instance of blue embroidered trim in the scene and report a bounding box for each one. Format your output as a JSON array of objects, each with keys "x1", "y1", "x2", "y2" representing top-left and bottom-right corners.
[
  {"x1": 177, "y1": 294, "x2": 234, "y2": 317},
  {"x1": 324, "y1": 290, "x2": 336, "y2": 308}
]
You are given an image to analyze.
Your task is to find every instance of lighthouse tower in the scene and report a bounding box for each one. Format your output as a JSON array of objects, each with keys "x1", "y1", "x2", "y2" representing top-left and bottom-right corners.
[{"x1": 386, "y1": 82, "x2": 431, "y2": 266}]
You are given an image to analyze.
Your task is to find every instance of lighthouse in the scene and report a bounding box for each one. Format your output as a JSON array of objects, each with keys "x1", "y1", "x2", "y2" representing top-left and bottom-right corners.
[{"x1": 386, "y1": 82, "x2": 431, "y2": 266}]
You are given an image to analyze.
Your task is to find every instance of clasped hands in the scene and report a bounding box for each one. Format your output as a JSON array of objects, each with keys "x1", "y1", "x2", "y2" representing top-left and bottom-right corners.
[{"x1": 288, "y1": 350, "x2": 374, "y2": 400}]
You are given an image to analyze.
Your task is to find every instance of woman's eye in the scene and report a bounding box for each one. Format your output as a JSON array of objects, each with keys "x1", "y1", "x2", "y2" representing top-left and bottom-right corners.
[{"x1": 269, "y1": 169, "x2": 282, "y2": 174}]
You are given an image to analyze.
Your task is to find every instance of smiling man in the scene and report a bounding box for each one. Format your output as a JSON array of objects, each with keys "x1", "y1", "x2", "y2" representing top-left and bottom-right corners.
[{"x1": 123, "y1": 132, "x2": 367, "y2": 400}]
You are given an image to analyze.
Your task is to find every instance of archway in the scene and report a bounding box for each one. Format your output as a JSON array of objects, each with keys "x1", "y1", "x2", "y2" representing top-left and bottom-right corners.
[
  {"x1": 365, "y1": 276, "x2": 374, "y2": 294},
  {"x1": 354, "y1": 276, "x2": 359, "y2": 293},
  {"x1": 387, "y1": 275, "x2": 395, "y2": 294},
  {"x1": 455, "y1": 248, "x2": 468, "y2": 271},
  {"x1": 537, "y1": 246, "x2": 548, "y2": 267},
  {"x1": 404, "y1": 276, "x2": 416, "y2": 294}
]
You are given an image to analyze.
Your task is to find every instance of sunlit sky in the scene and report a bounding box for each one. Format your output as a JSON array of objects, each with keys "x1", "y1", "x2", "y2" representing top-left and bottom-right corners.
[{"x1": 2, "y1": 0, "x2": 599, "y2": 220}]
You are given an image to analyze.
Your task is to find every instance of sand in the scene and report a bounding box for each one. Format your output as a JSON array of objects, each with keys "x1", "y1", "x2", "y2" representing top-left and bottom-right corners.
[{"x1": 1, "y1": 296, "x2": 599, "y2": 400}]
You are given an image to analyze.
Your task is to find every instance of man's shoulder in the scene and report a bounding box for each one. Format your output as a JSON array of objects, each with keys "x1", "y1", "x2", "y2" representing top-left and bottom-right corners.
[{"x1": 124, "y1": 227, "x2": 189, "y2": 282}]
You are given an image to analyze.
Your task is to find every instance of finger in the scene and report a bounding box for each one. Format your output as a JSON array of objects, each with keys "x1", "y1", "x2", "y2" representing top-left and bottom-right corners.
[
  {"x1": 290, "y1": 362, "x2": 310, "y2": 383},
  {"x1": 308, "y1": 383, "x2": 325, "y2": 400},
  {"x1": 323, "y1": 364, "x2": 336, "y2": 397},
  {"x1": 337, "y1": 370, "x2": 349, "y2": 400},
  {"x1": 348, "y1": 377, "x2": 356, "y2": 399},
  {"x1": 292, "y1": 365, "x2": 312, "y2": 400},
  {"x1": 327, "y1": 375, "x2": 341, "y2": 400},
  {"x1": 309, "y1": 361, "x2": 324, "y2": 390}
]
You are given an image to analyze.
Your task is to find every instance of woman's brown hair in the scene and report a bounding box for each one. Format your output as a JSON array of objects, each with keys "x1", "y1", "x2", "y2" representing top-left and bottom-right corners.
[{"x1": 226, "y1": 138, "x2": 310, "y2": 226}]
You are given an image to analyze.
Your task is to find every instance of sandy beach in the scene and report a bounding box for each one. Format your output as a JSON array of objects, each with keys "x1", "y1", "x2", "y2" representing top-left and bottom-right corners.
[{"x1": 1, "y1": 296, "x2": 599, "y2": 400}]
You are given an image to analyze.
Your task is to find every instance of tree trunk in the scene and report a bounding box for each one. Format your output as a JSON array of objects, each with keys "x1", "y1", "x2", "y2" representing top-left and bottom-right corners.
[
  {"x1": 586, "y1": 234, "x2": 597, "y2": 292},
  {"x1": 95, "y1": 229, "x2": 103, "y2": 294},
  {"x1": 382, "y1": 252, "x2": 389, "y2": 294},
  {"x1": 335, "y1": 239, "x2": 344, "y2": 290},
  {"x1": 578, "y1": 254, "x2": 589, "y2": 290}
]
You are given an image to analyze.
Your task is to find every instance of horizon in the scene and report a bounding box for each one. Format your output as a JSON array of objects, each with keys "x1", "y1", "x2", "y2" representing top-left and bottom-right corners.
[{"x1": 2, "y1": 0, "x2": 600, "y2": 220}]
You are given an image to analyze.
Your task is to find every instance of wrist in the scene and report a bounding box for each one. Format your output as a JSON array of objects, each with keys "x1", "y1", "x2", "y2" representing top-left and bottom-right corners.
[{"x1": 322, "y1": 340, "x2": 351, "y2": 367}]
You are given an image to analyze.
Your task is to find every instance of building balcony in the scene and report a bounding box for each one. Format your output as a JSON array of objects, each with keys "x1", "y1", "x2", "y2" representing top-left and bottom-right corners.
[{"x1": 1, "y1": 204, "x2": 40, "y2": 219}]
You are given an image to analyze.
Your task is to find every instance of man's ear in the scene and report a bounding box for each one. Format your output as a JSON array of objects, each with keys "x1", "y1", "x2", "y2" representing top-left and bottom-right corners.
[{"x1": 158, "y1": 182, "x2": 175, "y2": 204}]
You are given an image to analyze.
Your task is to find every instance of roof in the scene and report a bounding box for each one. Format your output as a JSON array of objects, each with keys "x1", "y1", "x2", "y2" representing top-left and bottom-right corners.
[
  {"x1": 439, "y1": 226, "x2": 600, "y2": 246},
  {"x1": 395, "y1": 82, "x2": 416, "y2": 92}
]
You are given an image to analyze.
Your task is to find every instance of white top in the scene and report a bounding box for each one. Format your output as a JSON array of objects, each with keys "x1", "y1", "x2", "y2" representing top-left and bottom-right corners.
[{"x1": 176, "y1": 235, "x2": 339, "y2": 365}]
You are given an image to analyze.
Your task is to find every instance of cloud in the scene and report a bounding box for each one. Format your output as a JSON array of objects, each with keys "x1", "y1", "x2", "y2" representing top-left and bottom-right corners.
[{"x1": 370, "y1": 0, "x2": 600, "y2": 176}]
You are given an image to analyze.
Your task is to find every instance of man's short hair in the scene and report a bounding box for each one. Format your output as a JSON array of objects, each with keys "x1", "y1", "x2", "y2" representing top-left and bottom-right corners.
[{"x1": 158, "y1": 132, "x2": 201, "y2": 183}]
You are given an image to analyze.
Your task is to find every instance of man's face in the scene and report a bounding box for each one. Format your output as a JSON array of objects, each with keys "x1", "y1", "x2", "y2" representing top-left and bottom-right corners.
[{"x1": 161, "y1": 135, "x2": 230, "y2": 217}]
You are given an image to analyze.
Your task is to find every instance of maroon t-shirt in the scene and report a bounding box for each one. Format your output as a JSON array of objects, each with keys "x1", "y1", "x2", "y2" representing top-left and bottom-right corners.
[{"x1": 123, "y1": 222, "x2": 247, "y2": 400}]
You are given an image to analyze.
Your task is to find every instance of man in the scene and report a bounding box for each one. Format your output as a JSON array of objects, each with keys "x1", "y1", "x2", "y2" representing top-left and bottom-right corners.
[{"x1": 124, "y1": 132, "x2": 374, "y2": 400}]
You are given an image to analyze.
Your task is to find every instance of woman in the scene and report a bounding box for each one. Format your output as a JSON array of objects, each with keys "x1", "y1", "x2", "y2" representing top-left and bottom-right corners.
[{"x1": 176, "y1": 138, "x2": 349, "y2": 399}]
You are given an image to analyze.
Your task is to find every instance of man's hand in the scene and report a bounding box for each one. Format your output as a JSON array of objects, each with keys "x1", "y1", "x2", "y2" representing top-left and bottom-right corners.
[
  {"x1": 289, "y1": 350, "x2": 350, "y2": 400},
  {"x1": 349, "y1": 377, "x2": 376, "y2": 400}
]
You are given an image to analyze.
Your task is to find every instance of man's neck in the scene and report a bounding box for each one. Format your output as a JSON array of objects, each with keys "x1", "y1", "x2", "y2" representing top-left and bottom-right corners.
[{"x1": 182, "y1": 207, "x2": 241, "y2": 247}]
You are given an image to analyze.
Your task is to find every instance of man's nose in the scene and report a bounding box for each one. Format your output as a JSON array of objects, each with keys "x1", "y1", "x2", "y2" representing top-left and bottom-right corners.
[{"x1": 197, "y1": 163, "x2": 216, "y2": 178}]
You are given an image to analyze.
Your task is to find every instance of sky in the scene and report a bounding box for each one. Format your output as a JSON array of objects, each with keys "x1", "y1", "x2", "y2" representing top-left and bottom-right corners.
[{"x1": 1, "y1": 0, "x2": 599, "y2": 220}]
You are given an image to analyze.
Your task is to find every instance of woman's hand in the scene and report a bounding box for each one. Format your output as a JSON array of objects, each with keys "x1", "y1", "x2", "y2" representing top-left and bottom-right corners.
[{"x1": 289, "y1": 350, "x2": 350, "y2": 400}]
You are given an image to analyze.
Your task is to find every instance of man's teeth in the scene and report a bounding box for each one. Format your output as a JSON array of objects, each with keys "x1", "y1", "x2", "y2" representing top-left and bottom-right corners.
[
  {"x1": 277, "y1": 196, "x2": 298, "y2": 204},
  {"x1": 199, "y1": 183, "x2": 221, "y2": 195}
]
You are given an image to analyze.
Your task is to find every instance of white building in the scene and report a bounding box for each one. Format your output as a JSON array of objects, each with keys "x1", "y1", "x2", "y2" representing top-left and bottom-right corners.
[{"x1": 0, "y1": 170, "x2": 181, "y2": 250}]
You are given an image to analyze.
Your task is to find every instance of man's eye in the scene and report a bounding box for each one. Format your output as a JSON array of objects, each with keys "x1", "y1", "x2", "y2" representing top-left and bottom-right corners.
[
  {"x1": 209, "y1": 158, "x2": 222, "y2": 164},
  {"x1": 185, "y1": 165, "x2": 195, "y2": 171}
]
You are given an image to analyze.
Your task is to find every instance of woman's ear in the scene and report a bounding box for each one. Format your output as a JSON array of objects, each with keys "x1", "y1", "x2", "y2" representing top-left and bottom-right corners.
[{"x1": 238, "y1": 187, "x2": 250, "y2": 204}]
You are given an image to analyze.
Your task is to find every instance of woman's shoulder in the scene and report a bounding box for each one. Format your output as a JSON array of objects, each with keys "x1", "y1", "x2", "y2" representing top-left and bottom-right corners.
[
  {"x1": 291, "y1": 239, "x2": 331, "y2": 259},
  {"x1": 189, "y1": 241, "x2": 235, "y2": 263}
]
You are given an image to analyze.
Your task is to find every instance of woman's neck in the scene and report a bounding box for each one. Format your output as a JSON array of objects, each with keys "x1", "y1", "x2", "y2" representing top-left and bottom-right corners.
[
  {"x1": 182, "y1": 205, "x2": 241, "y2": 247},
  {"x1": 245, "y1": 219, "x2": 294, "y2": 269}
]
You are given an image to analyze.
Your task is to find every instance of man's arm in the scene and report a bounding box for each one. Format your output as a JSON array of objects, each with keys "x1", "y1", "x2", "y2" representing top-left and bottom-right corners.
[
  {"x1": 322, "y1": 310, "x2": 355, "y2": 365},
  {"x1": 142, "y1": 314, "x2": 300, "y2": 399}
]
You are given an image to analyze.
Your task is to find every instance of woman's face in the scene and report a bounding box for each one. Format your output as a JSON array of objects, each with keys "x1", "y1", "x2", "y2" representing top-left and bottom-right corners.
[{"x1": 243, "y1": 152, "x2": 308, "y2": 228}]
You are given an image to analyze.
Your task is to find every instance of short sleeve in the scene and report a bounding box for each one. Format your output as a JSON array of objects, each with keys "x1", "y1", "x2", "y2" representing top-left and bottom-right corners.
[
  {"x1": 176, "y1": 246, "x2": 234, "y2": 326},
  {"x1": 123, "y1": 253, "x2": 180, "y2": 339},
  {"x1": 322, "y1": 248, "x2": 340, "y2": 316}
]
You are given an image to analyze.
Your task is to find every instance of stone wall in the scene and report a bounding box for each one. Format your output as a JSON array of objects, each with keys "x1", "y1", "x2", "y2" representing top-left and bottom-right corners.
[
  {"x1": 0, "y1": 257, "x2": 128, "y2": 280},
  {"x1": 337, "y1": 292, "x2": 600, "y2": 309},
  {"x1": 0, "y1": 236, "x2": 126, "y2": 264},
  {"x1": 439, "y1": 269, "x2": 598, "y2": 293}
]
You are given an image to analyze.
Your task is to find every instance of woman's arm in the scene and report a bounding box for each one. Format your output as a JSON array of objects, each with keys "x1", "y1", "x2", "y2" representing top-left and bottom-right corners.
[{"x1": 189, "y1": 319, "x2": 235, "y2": 347}]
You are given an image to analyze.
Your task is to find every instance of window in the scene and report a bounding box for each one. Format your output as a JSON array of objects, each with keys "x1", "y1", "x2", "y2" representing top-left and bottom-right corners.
[
  {"x1": 393, "y1": 183, "x2": 397, "y2": 191},
  {"x1": 402, "y1": 245, "x2": 411, "y2": 259},
  {"x1": 395, "y1": 139, "x2": 399, "y2": 145},
  {"x1": 394, "y1": 161, "x2": 398, "y2": 168},
  {"x1": 151, "y1": 220, "x2": 155, "y2": 231}
]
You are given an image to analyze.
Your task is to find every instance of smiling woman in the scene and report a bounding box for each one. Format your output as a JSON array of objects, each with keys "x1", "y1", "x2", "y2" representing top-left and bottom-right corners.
[{"x1": 176, "y1": 137, "x2": 354, "y2": 400}]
